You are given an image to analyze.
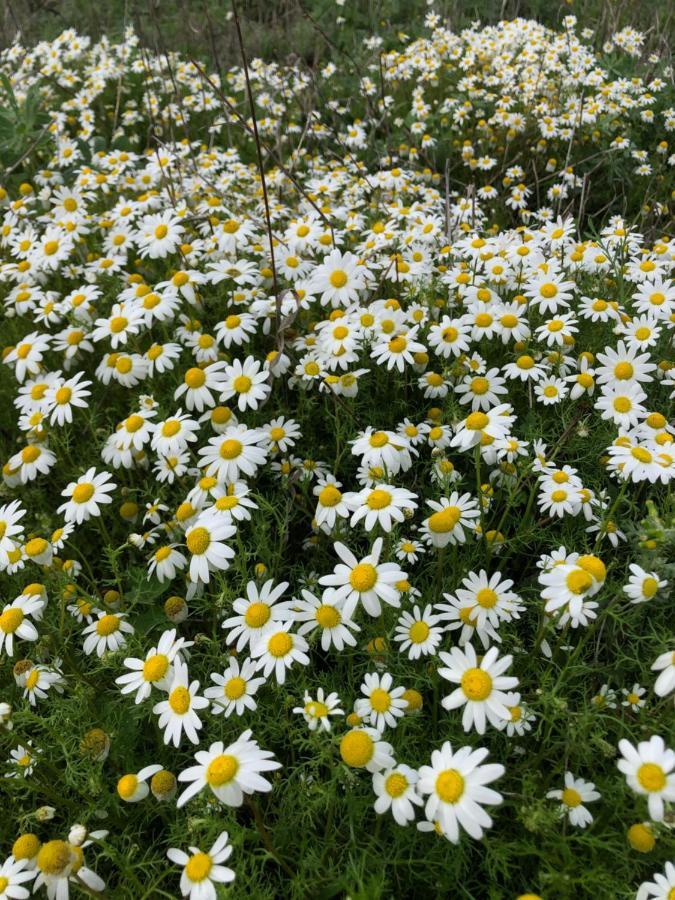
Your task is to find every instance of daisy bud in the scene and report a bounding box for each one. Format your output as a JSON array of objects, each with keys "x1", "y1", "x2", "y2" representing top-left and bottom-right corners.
[
  {"x1": 627, "y1": 822, "x2": 655, "y2": 853},
  {"x1": 402, "y1": 688, "x2": 423, "y2": 714},
  {"x1": 13, "y1": 659, "x2": 32, "y2": 686},
  {"x1": 151, "y1": 769, "x2": 177, "y2": 802},
  {"x1": 165, "y1": 595, "x2": 188, "y2": 624},
  {"x1": 36, "y1": 805, "x2": 56, "y2": 822},
  {"x1": 68, "y1": 824, "x2": 88, "y2": 846},
  {"x1": 119, "y1": 501, "x2": 139, "y2": 522},
  {"x1": 0, "y1": 701, "x2": 13, "y2": 729},
  {"x1": 80, "y1": 728, "x2": 111, "y2": 762},
  {"x1": 103, "y1": 589, "x2": 122, "y2": 609}
]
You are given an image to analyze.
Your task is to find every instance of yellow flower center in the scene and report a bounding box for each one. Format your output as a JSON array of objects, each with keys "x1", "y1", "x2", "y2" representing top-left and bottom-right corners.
[
  {"x1": 367, "y1": 489, "x2": 391, "y2": 510},
  {"x1": 54, "y1": 386, "x2": 72, "y2": 404},
  {"x1": 642, "y1": 577, "x2": 659, "y2": 598},
  {"x1": 388, "y1": 335, "x2": 407, "y2": 354},
  {"x1": 565, "y1": 569, "x2": 593, "y2": 594},
  {"x1": 117, "y1": 774, "x2": 139, "y2": 800},
  {"x1": 385, "y1": 772, "x2": 408, "y2": 798},
  {"x1": 245, "y1": 602, "x2": 270, "y2": 628},
  {"x1": 206, "y1": 754, "x2": 239, "y2": 786},
  {"x1": 370, "y1": 688, "x2": 391, "y2": 712},
  {"x1": 224, "y1": 676, "x2": 247, "y2": 700},
  {"x1": 267, "y1": 632, "x2": 293, "y2": 658},
  {"x1": 369, "y1": 431, "x2": 388, "y2": 448},
  {"x1": 233, "y1": 375, "x2": 252, "y2": 393},
  {"x1": 168, "y1": 686, "x2": 191, "y2": 714},
  {"x1": 614, "y1": 362, "x2": 634, "y2": 380},
  {"x1": 185, "y1": 368, "x2": 206, "y2": 389},
  {"x1": 21, "y1": 445, "x2": 41, "y2": 463},
  {"x1": 340, "y1": 730, "x2": 374, "y2": 767},
  {"x1": 637, "y1": 763, "x2": 666, "y2": 792},
  {"x1": 476, "y1": 588, "x2": 498, "y2": 608},
  {"x1": 316, "y1": 605, "x2": 340, "y2": 628},
  {"x1": 561, "y1": 787, "x2": 582, "y2": 808},
  {"x1": 436, "y1": 769, "x2": 465, "y2": 803},
  {"x1": 427, "y1": 506, "x2": 461, "y2": 533},
  {"x1": 0, "y1": 608, "x2": 24, "y2": 634},
  {"x1": 186, "y1": 527, "x2": 211, "y2": 555},
  {"x1": 125, "y1": 414, "x2": 144, "y2": 432},
  {"x1": 350, "y1": 563, "x2": 378, "y2": 592},
  {"x1": 539, "y1": 282, "x2": 557, "y2": 298},
  {"x1": 329, "y1": 269, "x2": 348, "y2": 288},
  {"x1": 154, "y1": 224, "x2": 168, "y2": 239},
  {"x1": 409, "y1": 620, "x2": 430, "y2": 643},
  {"x1": 143, "y1": 653, "x2": 169, "y2": 682},
  {"x1": 72, "y1": 482, "x2": 95, "y2": 503},
  {"x1": 37, "y1": 840, "x2": 72, "y2": 875},
  {"x1": 461, "y1": 667, "x2": 492, "y2": 700},
  {"x1": 465, "y1": 411, "x2": 489, "y2": 431},
  {"x1": 109, "y1": 316, "x2": 128, "y2": 334},
  {"x1": 577, "y1": 555, "x2": 606, "y2": 582},
  {"x1": 185, "y1": 852, "x2": 212, "y2": 883},
  {"x1": 96, "y1": 614, "x2": 120, "y2": 636},
  {"x1": 220, "y1": 439, "x2": 242, "y2": 460}
]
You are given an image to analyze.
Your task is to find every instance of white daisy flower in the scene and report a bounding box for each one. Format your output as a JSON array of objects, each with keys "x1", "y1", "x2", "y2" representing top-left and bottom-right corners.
[
  {"x1": 438, "y1": 643, "x2": 519, "y2": 734},
  {"x1": 167, "y1": 831, "x2": 235, "y2": 899},
  {"x1": 177, "y1": 730, "x2": 281, "y2": 808},
  {"x1": 546, "y1": 772, "x2": 600, "y2": 828}
]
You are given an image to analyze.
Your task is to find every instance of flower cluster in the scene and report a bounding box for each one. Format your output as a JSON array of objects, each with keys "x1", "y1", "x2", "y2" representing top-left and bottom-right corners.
[{"x1": 0, "y1": 15, "x2": 673, "y2": 900}]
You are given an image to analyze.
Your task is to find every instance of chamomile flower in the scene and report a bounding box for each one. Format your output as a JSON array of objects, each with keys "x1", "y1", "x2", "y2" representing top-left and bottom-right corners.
[
  {"x1": 251, "y1": 622, "x2": 310, "y2": 685},
  {"x1": 438, "y1": 644, "x2": 518, "y2": 734},
  {"x1": 0, "y1": 595, "x2": 42, "y2": 656},
  {"x1": 637, "y1": 862, "x2": 675, "y2": 900},
  {"x1": 204, "y1": 657, "x2": 265, "y2": 717},
  {"x1": 622, "y1": 683, "x2": 647, "y2": 711},
  {"x1": 372, "y1": 765, "x2": 423, "y2": 826},
  {"x1": 177, "y1": 730, "x2": 281, "y2": 808},
  {"x1": 319, "y1": 537, "x2": 406, "y2": 620},
  {"x1": 197, "y1": 425, "x2": 267, "y2": 482},
  {"x1": 115, "y1": 629, "x2": 189, "y2": 703},
  {"x1": 355, "y1": 672, "x2": 408, "y2": 731},
  {"x1": 220, "y1": 356, "x2": 271, "y2": 411},
  {"x1": 0, "y1": 855, "x2": 34, "y2": 897},
  {"x1": 347, "y1": 484, "x2": 418, "y2": 532},
  {"x1": 167, "y1": 831, "x2": 235, "y2": 899},
  {"x1": 393, "y1": 606, "x2": 443, "y2": 659},
  {"x1": 293, "y1": 688, "x2": 344, "y2": 732},
  {"x1": 153, "y1": 660, "x2": 208, "y2": 747},
  {"x1": 546, "y1": 772, "x2": 600, "y2": 828},
  {"x1": 57, "y1": 468, "x2": 116, "y2": 524},
  {"x1": 420, "y1": 493, "x2": 480, "y2": 548},
  {"x1": 82, "y1": 612, "x2": 134, "y2": 657},
  {"x1": 623, "y1": 564, "x2": 668, "y2": 604},
  {"x1": 117, "y1": 764, "x2": 163, "y2": 802},
  {"x1": 292, "y1": 589, "x2": 360, "y2": 651},
  {"x1": 184, "y1": 513, "x2": 236, "y2": 584},
  {"x1": 222, "y1": 580, "x2": 291, "y2": 651},
  {"x1": 617, "y1": 736, "x2": 675, "y2": 821},
  {"x1": 417, "y1": 741, "x2": 504, "y2": 843}
]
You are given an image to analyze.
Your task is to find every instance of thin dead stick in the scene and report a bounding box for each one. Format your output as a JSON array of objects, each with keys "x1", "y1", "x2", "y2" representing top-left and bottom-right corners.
[
  {"x1": 230, "y1": 0, "x2": 281, "y2": 338},
  {"x1": 188, "y1": 58, "x2": 335, "y2": 242}
]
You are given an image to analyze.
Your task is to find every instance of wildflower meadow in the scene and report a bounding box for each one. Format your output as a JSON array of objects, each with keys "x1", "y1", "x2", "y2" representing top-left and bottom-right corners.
[{"x1": 0, "y1": 4, "x2": 673, "y2": 899}]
